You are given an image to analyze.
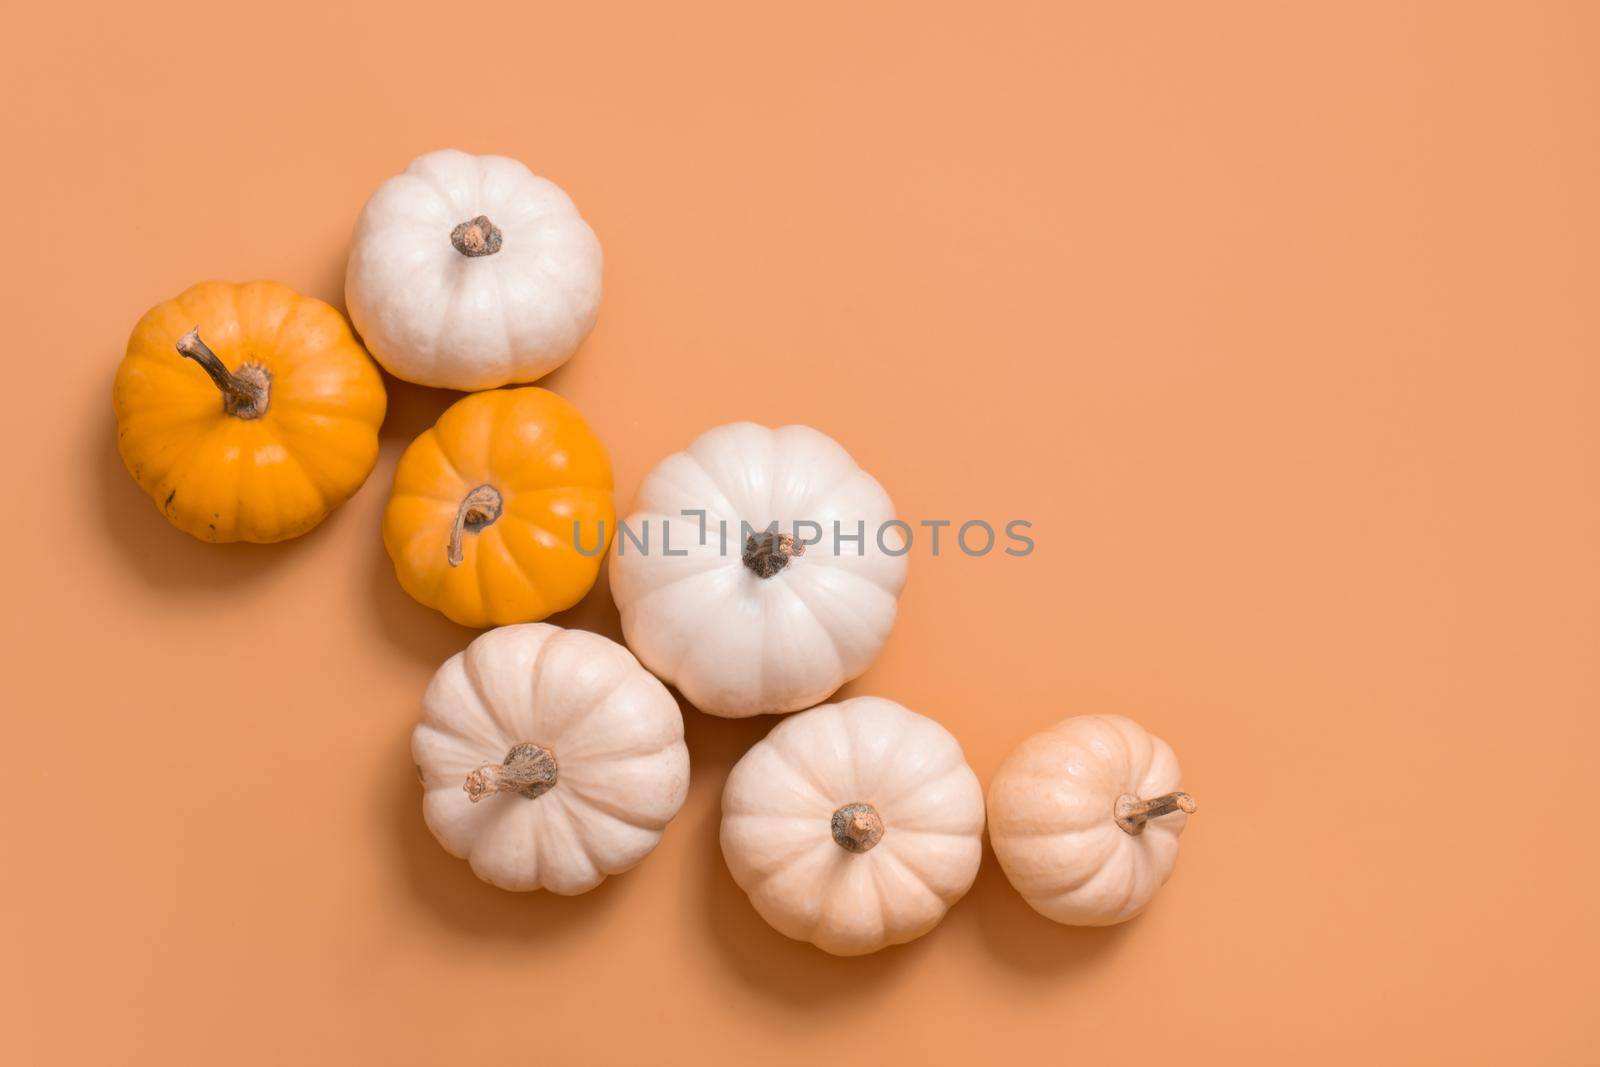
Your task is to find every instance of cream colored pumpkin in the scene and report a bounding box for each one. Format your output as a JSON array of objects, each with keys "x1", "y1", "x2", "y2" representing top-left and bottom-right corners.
[
  {"x1": 412, "y1": 624, "x2": 689, "y2": 894},
  {"x1": 345, "y1": 148, "x2": 603, "y2": 390},
  {"x1": 611, "y1": 422, "x2": 908, "y2": 718},
  {"x1": 720, "y1": 697, "x2": 984, "y2": 955},
  {"x1": 987, "y1": 714, "x2": 1195, "y2": 926}
]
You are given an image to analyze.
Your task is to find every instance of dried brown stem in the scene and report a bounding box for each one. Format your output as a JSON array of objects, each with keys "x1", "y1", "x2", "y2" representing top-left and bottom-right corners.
[
  {"x1": 175, "y1": 327, "x2": 271, "y2": 420},
  {"x1": 1114, "y1": 791, "x2": 1197, "y2": 835},
  {"x1": 743, "y1": 530, "x2": 804, "y2": 578},
  {"x1": 831, "y1": 802, "x2": 885, "y2": 853},
  {"x1": 447, "y1": 484, "x2": 504, "y2": 567},
  {"x1": 464, "y1": 743, "x2": 557, "y2": 802},
  {"x1": 450, "y1": 215, "x2": 503, "y2": 257}
]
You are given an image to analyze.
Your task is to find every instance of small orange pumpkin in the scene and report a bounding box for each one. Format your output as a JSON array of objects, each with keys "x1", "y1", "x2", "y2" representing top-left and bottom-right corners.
[
  {"x1": 113, "y1": 281, "x2": 387, "y2": 542},
  {"x1": 383, "y1": 388, "x2": 615, "y2": 627}
]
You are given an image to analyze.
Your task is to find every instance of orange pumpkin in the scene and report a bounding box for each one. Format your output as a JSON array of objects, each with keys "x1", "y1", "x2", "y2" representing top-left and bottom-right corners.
[
  {"x1": 113, "y1": 281, "x2": 387, "y2": 542},
  {"x1": 383, "y1": 388, "x2": 615, "y2": 627}
]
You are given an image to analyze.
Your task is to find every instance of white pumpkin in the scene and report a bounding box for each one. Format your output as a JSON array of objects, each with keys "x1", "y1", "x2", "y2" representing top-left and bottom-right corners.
[
  {"x1": 720, "y1": 697, "x2": 985, "y2": 955},
  {"x1": 412, "y1": 623, "x2": 689, "y2": 894},
  {"x1": 610, "y1": 423, "x2": 908, "y2": 717},
  {"x1": 987, "y1": 714, "x2": 1195, "y2": 926},
  {"x1": 345, "y1": 148, "x2": 603, "y2": 390}
]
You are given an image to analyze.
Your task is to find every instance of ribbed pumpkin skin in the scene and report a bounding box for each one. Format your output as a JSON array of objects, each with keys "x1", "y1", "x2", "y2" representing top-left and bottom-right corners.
[
  {"x1": 345, "y1": 148, "x2": 603, "y2": 390},
  {"x1": 382, "y1": 387, "x2": 615, "y2": 628},
  {"x1": 113, "y1": 280, "x2": 386, "y2": 543},
  {"x1": 413, "y1": 623, "x2": 690, "y2": 894},
  {"x1": 987, "y1": 714, "x2": 1190, "y2": 926},
  {"x1": 720, "y1": 697, "x2": 985, "y2": 956},
  {"x1": 611, "y1": 422, "x2": 908, "y2": 718}
]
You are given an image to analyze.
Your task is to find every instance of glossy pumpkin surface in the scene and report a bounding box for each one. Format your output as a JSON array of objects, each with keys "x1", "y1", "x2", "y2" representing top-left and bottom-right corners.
[
  {"x1": 383, "y1": 387, "x2": 614, "y2": 627},
  {"x1": 113, "y1": 280, "x2": 387, "y2": 543}
]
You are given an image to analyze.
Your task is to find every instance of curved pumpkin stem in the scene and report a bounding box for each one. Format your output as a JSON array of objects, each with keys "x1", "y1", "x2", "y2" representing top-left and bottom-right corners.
[
  {"x1": 1114, "y1": 791, "x2": 1196, "y2": 835},
  {"x1": 175, "y1": 328, "x2": 271, "y2": 420},
  {"x1": 447, "y1": 484, "x2": 504, "y2": 567}
]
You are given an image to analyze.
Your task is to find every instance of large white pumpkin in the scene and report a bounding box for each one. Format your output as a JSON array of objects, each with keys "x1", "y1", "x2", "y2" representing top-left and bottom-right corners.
[
  {"x1": 610, "y1": 422, "x2": 908, "y2": 717},
  {"x1": 412, "y1": 623, "x2": 689, "y2": 894},
  {"x1": 345, "y1": 148, "x2": 603, "y2": 390},
  {"x1": 720, "y1": 697, "x2": 985, "y2": 956},
  {"x1": 987, "y1": 714, "x2": 1195, "y2": 925}
]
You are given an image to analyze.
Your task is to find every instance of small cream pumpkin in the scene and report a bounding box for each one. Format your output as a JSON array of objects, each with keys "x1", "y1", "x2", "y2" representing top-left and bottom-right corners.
[
  {"x1": 720, "y1": 697, "x2": 984, "y2": 955},
  {"x1": 611, "y1": 423, "x2": 908, "y2": 717},
  {"x1": 987, "y1": 714, "x2": 1195, "y2": 926},
  {"x1": 412, "y1": 624, "x2": 689, "y2": 893},
  {"x1": 346, "y1": 148, "x2": 603, "y2": 390}
]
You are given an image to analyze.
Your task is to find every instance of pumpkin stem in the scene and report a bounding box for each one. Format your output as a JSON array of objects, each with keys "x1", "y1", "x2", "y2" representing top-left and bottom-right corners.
[
  {"x1": 175, "y1": 327, "x2": 271, "y2": 420},
  {"x1": 743, "y1": 530, "x2": 804, "y2": 579},
  {"x1": 447, "y1": 485, "x2": 504, "y2": 567},
  {"x1": 831, "y1": 802, "x2": 885, "y2": 853},
  {"x1": 450, "y1": 215, "x2": 504, "y2": 257},
  {"x1": 1114, "y1": 791, "x2": 1196, "y2": 835},
  {"x1": 465, "y1": 742, "x2": 558, "y2": 802}
]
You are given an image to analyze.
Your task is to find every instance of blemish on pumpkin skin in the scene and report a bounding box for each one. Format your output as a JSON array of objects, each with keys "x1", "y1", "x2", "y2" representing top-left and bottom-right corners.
[{"x1": 164, "y1": 489, "x2": 176, "y2": 510}]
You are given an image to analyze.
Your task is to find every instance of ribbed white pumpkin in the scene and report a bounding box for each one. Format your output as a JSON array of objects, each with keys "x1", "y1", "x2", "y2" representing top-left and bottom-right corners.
[
  {"x1": 610, "y1": 423, "x2": 908, "y2": 717},
  {"x1": 412, "y1": 624, "x2": 689, "y2": 894},
  {"x1": 721, "y1": 697, "x2": 985, "y2": 955},
  {"x1": 345, "y1": 148, "x2": 602, "y2": 390},
  {"x1": 987, "y1": 714, "x2": 1195, "y2": 925}
]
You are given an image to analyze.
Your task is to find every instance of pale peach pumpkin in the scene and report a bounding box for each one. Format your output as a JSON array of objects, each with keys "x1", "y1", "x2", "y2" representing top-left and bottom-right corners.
[
  {"x1": 987, "y1": 714, "x2": 1195, "y2": 926},
  {"x1": 721, "y1": 697, "x2": 984, "y2": 955}
]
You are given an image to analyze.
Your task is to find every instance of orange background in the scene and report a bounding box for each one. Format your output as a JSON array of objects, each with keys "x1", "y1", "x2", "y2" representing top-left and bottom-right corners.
[{"x1": 3, "y1": 2, "x2": 1597, "y2": 1063}]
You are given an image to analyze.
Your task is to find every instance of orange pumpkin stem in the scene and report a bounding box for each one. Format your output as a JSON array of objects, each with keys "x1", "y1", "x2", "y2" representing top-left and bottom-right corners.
[
  {"x1": 465, "y1": 742, "x2": 558, "y2": 802},
  {"x1": 175, "y1": 327, "x2": 271, "y2": 420},
  {"x1": 1114, "y1": 791, "x2": 1196, "y2": 835},
  {"x1": 447, "y1": 484, "x2": 504, "y2": 567}
]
